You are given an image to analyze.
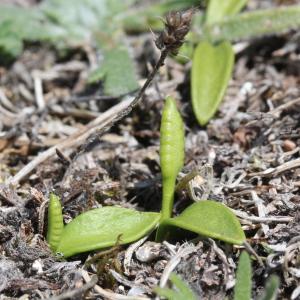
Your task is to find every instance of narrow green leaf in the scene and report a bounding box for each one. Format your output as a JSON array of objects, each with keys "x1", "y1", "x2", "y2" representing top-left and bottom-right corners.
[
  {"x1": 169, "y1": 273, "x2": 197, "y2": 299},
  {"x1": 159, "y1": 97, "x2": 185, "y2": 221},
  {"x1": 206, "y1": 0, "x2": 247, "y2": 24},
  {"x1": 234, "y1": 251, "x2": 252, "y2": 300},
  {"x1": 203, "y1": 5, "x2": 300, "y2": 43},
  {"x1": 191, "y1": 41, "x2": 234, "y2": 126},
  {"x1": 47, "y1": 193, "x2": 64, "y2": 252},
  {"x1": 155, "y1": 287, "x2": 178, "y2": 299},
  {"x1": 56, "y1": 207, "x2": 160, "y2": 257},
  {"x1": 259, "y1": 275, "x2": 280, "y2": 300},
  {"x1": 157, "y1": 200, "x2": 245, "y2": 244},
  {"x1": 154, "y1": 273, "x2": 197, "y2": 300},
  {"x1": 88, "y1": 48, "x2": 139, "y2": 96}
]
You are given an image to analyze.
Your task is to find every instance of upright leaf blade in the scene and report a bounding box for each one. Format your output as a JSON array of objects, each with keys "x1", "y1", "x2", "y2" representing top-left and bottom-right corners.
[
  {"x1": 168, "y1": 273, "x2": 197, "y2": 300},
  {"x1": 157, "y1": 200, "x2": 246, "y2": 244},
  {"x1": 191, "y1": 41, "x2": 234, "y2": 126},
  {"x1": 203, "y1": 5, "x2": 300, "y2": 42},
  {"x1": 159, "y1": 97, "x2": 185, "y2": 221},
  {"x1": 259, "y1": 275, "x2": 280, "y2": 300},
  {"x1": 155, "y1": 273, "x2": 197, "y2": 300},
  {"x1": 206, "y1": 0, "x2": 247, "y2": 24},
  {"x1": 47, "y1": 193, "x2": 64, "y2": 252},
  {"x1": 234, "y1": 251, "x2": 252, "y2": 300},
  {"x1": 57, "y1": 207, "x2": 160, "y2": 257}
]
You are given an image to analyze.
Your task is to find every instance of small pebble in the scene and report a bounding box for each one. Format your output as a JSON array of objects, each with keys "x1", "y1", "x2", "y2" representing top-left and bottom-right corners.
[
  {"x1": 135, "y1": 241, "x2": 161, "y2": 262},
  {"x1": 283, "y1": 139, "x2": 296, "y2": 152}
]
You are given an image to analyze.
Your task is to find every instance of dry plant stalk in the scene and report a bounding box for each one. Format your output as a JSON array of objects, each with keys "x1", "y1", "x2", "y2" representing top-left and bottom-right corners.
[{"x1": 73, "y1": 8, "x2": 194, "y2": 161}]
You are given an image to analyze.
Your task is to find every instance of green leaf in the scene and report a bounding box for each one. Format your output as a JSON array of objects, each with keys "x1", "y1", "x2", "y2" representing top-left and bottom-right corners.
[
  {"x1": 259, "y1": 275, "x2": 280, "y2": 300},
  {"x1": 88, "y1": 48, "x2": 139, "y2": 96},
  {"x1": 206, "y1": 0, "x2": 247, "y2": 24},
  {"x1": 46, "y1": 193, "x2": 64, "y2": 252},
  {"x1": 203, "y1": 5, "x2": 300, "y2": 42},
  {"x1": 191, "y1": 41, "x2": 234, "y2": 126},
  {"x1": 56, "y1": 206, "x2": 160, "y2": 257},
  {"x1": 157, "y1": 200, "x2": 245, "y2": 244},
  {"x1": 154, "y1": 273, "x2": 197, "y2": 300},
  {"x1": 234, "y1": 251, "x2": 252, "y2": 300},
  {"x1": 159, "y1": 97, "x2": 185, "y2": 221}
]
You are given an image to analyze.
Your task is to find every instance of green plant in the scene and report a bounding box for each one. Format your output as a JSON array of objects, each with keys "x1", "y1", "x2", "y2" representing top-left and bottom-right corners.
[
  {"x1": 233, "y1": 252, "x2": 280, "y2": 300},
  {"x1": 259, "y1": 275, "x2": 280, "y2": 300},
  {"x1": 54, "y1": 205, "x2": 160, "y2": 258},
  {"x1": 154, "y1": 273, "x2": 197, "y2": 300},
  {"x1": 0, "y1": 0, "x2": 138, "y2": 94},
  {"x1": 190, "y1": 0, "x2": 246, "y2": 125},
  {"x1": 205, "y1": 0, "x2": 247, "y2": 24},
  {"x1": 191, "y1": 1, "x2": 300, "y2": 126},
  {"x1": 234, "y1": 251, "x2": 252, "y2": 300},
  {"x1": 159, "y1": 97, "x2": 185, "y2": 221},
  {"x1": 156, "y1": 200, "x2": 245, "y2": 244},
  {"x1": 153, "y1": 252, "x2": 280, "y2": 299},
  {"x1": 202, "y1": 5, "x2": 300, "y2": 43},
  {"x1": 47, "y1": 193, "x2": 64, "y2": 252},
  {"x1": 118, "y1": 1, "x2": 300, "y2": 126},
  {"x1": 191, "y1": 40, "x2": 234, "y2": 126},
  {"x1": 47, "y1": 97, "x2": 245, "y2": 257}
]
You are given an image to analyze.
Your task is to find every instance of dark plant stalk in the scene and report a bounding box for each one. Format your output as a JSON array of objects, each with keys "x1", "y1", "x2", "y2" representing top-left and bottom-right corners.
[
  {"x1": 72, "y1": 48, "x2": 169, "y2": 160},
  {"x1": 68, "y1": 8, "x2": 194, "y2": 164}
]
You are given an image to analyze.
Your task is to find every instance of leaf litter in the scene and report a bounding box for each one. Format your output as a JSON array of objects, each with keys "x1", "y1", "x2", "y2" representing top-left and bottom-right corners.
[{"x1": 0, "y1": 0, "x2": 300, "y2": 299}]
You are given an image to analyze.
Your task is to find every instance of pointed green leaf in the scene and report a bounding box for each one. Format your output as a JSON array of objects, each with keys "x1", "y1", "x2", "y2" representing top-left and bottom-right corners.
[
  {"x1": 206, "y1": 0, "x2": 247, "y2": 24},
  {"x1": 191, "y1": 41, "x2": 234, "y2": 126},
  {"x1": 47, "y1": 193, "x2": 64, "y2": 252},
  {"x1": 157, "y1": 200, "x2": 245, "y2": 244},
  {"x1": 56, "y1": 207, "x2": 160, "y2": 257},
  {"x1": 234, "y1": 251, "x2": 252, "y2": 300},
  {"x1": 168, "y1": 273, "x2": 197, "y2": 300},
  {"x1": 160, "y1": 97, "x2": 185, "y2": 221},
  {"x1": 154, "y1": 273, "x2": 197, "y2": 300},
  {"x1": 259, "y1": 275, "x2": 280, "y2": 300},
  {"x1": 203, "y1": 5, "x2": 300, "y2": 43}
]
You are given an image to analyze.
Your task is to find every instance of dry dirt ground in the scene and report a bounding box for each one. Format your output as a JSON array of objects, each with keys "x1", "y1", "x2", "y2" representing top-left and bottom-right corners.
[{"x1": 0, "y1": 0, "x2": 300, "y2": 299}]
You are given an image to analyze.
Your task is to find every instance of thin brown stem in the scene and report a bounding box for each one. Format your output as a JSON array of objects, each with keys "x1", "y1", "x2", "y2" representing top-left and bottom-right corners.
[{"x1": 72, "y1": 48, "x2": 169, "y2": 161}]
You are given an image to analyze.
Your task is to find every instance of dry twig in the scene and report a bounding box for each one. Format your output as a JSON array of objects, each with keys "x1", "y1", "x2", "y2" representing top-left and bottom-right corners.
[
  {"x1": 46, "y1": 274, "x2": 98, "y2": 300},
  {"x1": 248, "y1": 158, "x2": 300, "y2": 177},
  {"x1": 159, "y1": 243, "x2": 197, "y2": 288},
  {"x1": 81, "y1": 270, "x2": 149, "y2": 300}
]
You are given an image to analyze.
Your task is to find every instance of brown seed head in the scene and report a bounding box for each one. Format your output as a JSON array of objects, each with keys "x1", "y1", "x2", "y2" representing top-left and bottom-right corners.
[{"x1": 155, "y1": 8, "x2": 194, "y2": 56}]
